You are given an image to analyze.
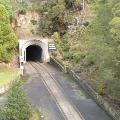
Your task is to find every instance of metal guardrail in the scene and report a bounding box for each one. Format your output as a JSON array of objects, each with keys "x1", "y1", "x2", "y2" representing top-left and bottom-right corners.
[
  {"x1": 50, "y1": 57, "x2": 67, "y2": 73},
  {"x1": 70, "y1": 70, "x2": 120, "y2": 120},
  {"x1": 50, "y1": 56, "x2": 120, "y2": 120}
]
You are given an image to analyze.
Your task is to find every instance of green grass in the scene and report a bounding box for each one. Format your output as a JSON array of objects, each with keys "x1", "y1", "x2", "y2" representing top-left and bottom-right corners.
[
  {"x1": 0, "y1": 68, "x2": 19, "y2": 87},
  {"x1": 30, "y1": 108, "x2": 43, "y2": 120}
]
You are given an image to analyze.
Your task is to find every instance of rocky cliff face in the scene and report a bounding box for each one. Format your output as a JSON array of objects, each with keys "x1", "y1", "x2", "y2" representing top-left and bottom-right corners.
[{"x1": 13, "y1": 10, "x2": 39, "y2": 39}]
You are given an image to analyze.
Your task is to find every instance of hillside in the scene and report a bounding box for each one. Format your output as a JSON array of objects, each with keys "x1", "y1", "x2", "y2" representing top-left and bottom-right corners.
[{"x1": 0, "y1": 0, "x2": 120, "y2": 114}]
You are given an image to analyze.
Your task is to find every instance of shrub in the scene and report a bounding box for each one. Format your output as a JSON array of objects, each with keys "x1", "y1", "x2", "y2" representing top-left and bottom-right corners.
[
  {"x1": 65, "y1": 0, "x2": 82, "y2": 10},
  {"x1": 38, "y1": 0, "x2": 75, "y2": 36},
  {"x1": 109, "y1": 79, "x2": 120, "y2": 103},
  {"x1": 73, "y1": 52, "x2": 81, "y2": 63},
  {"x1": 0, "y1": 80, "x2": 32, "y2": 120},
  {"x1": 31, "y1": 20, "x2": 37, "y2": 25},
  {"x1": 52, "y1": 32, "x2": 63, "y2": 53},
  {"x1": 63, "y1": 52, "x2": 73, "y2": 60},
  {"x1": 19, "y1": 9, "x2": 26, "y2": 15}
]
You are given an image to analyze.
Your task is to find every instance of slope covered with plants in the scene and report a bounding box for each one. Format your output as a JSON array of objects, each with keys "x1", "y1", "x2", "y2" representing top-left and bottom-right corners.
[
  {"x1": 38, "y1": 0, "x2": 120, "y2": 109},
  {"x1": 0, "y1": 0, "x2": 30, "y2": 62}
]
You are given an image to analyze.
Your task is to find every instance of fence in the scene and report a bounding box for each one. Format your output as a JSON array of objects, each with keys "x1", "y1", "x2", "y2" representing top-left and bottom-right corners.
[{"x1": 50, "y1": 57, "x2": 68, "y2": 73}]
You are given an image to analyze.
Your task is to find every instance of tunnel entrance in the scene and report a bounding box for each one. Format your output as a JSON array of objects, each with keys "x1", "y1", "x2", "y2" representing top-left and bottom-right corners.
[{"x1": 26, "y1": 45, "x2": 42, "y2": 62}]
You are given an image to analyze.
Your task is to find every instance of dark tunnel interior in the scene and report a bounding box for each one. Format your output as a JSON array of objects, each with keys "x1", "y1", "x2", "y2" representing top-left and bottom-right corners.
[{"x1": 26, "y1": 45, "x2": 42, "y2": 62}]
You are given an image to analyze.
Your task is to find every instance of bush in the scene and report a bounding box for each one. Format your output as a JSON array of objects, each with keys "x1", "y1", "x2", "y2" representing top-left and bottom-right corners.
[
  {"x1": 19, "y1": 9, "x2": 26, "y2": 15},
  {"x1": 52, "y1": 32, "x2": 63, "y2": 53},
  {"x1": 31, "y1": 20, "x2": 37, "y2": 25},
  {"x1": 109, "y1": 80, "x2": 120, "y2": 103},
  {"x1": 63, "y1": 52, "x2": 73, "y2": 60},
  {"x1": 73, "y1": 52, "x2": 81, "y2": 63},
  {"x1": 65, "y1": 0, "x2": 82, "y2": 10},
  {"x1": 38, "y1": 0, "x2": 74, "y2": 36},
  {"x1": 0, "y1": 80, "x2": 32, "y2": 120}
]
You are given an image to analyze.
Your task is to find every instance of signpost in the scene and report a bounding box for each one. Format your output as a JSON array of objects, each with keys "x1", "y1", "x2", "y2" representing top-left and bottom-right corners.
[{"x1": 48, "y1": 43, "x2": 56, "y2": 51}]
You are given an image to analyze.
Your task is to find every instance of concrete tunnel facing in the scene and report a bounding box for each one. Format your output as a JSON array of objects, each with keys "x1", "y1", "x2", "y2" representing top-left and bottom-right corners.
[{"x1": 19, "y1": 39, "x2": 50, "y2": 63}]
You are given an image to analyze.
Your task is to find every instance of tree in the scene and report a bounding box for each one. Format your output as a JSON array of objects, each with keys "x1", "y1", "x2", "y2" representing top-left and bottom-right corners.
[
  {"x1": 38, "y1": 0, "x2": 75, "y2": 36},
  {"x1": 57, "y1": 0, "x2": 120, "y2": 102},
  {"x1": 0, "y1": 4, "x2": 17, "y2": 62},
  {"x1": 0, "y1": 0, "x2": 29, "y2": 17},
  {"x1": 79, "y1": 0, "x2": 120, "y2": 101}
]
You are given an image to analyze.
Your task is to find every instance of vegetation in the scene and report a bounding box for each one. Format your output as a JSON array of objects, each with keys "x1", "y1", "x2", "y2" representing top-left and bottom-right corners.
[
  {"x1": 0, "y1": 80, "x2": 32, "y2": 120},
  {"x1": 0, "y1": 67, "x2": 19, "y2": 87},
  {"x1": 0, "y1": 0, "x2": 29, "y2": 62},
  {"x1": 38, "y1": 0, "x2": 83, "y2": 36},
  {"x1": 45, "y1": 0, "x2": 120, "y2": 107},
  {"x1": 0, "y1": 0, "x2": 120, "y2": 115},
  {"x1": 65, "y1": 0, "x2": 83, "y2": 10},
  {"x1": 79, "y1": 0, "x2": 120, "y2": 103},
  {"x1": 30, "y1": 108, "x2": 43, "y2": 120},
  {"x1": 0, "y1": 4, "x2": 17, "y2": 62},
  {"x1": 0, "y1": 79, "x2": 43, "y2": 120},
  {"x1": 0, "y1": 0, "x2": 29, "y2": 17}
]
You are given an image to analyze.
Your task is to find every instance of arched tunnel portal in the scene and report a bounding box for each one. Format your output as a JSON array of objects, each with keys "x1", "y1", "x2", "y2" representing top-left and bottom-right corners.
[
  {"x1": 26, "y1": 45, "x2": 42, "y2": 62},
  {"x1": 19, "y1": 40, "x2": 50, "y2": 63}
]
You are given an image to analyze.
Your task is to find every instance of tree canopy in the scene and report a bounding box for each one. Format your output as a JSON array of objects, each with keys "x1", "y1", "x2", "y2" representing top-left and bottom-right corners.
[
  {"x1": 52, "y1": 0, "x2": 120, "y2": 103},
  {"x1": 0, "y1": 0, "x2": 29, "y2": 17},
  {"x1": 38, "y1": 0, "x2": 82, "y2": 36},
  {"x1": 0, "y1": 4, "x2": 16, "y2": 62}
]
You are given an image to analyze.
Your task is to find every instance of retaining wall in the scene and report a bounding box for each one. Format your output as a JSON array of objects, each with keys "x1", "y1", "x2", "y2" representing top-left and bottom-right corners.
[{"x1": 50, "y1": 57, "x2": 120, "y2": 120}]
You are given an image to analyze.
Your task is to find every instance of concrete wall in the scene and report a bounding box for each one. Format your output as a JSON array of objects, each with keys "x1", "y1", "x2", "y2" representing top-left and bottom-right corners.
[{"x1": 19, "y1": 39, "x2": 50, "y2": 63}]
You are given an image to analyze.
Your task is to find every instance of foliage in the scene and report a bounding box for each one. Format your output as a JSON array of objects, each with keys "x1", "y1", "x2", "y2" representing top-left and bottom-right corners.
[
  {"x1": 0, "y1": 0, "x2": 13, "y2": 16},
  {"x1": 63, "y1": 52, "x2": 73, "y2": 60},
  {"x1": 31, "y1": 20, "x2": 37, "y2": 25},
  {"x1": 17, "y1": 0, "x2": 28, "y2": 13},
  {"x1": 0, "y1": 68, "x2": 18, "y2": 87},
  {"x1": 30, "y1": 108, "x2": 43, "y2": 120},
  {"x1": 65, "y1": 0, "x2": 82, "y2": 10},
  {"x1": 52, "y1": 32, "x2": 63, "y2": 53},
  {"x1": 38, "y1": 0, "x2": 79, "y2": 36},
  {"x1": 76, "y1": 0, "x2": 120, "y2": 102},
  {"x1": 0, "y1": 4, "x2": 17, "y2": 62},
  {"x1": 54, "y1": 0, "x2": 120, "y2": 103},
  {"x1": 81, "y1": 0, "x2": 120, "y2": 102},
  {"x1": 0, "y1": 80, "x2": 32, "y2": 120},
  {"x1": 0, "y1": 0, "x2": 29, "y2": 17}
]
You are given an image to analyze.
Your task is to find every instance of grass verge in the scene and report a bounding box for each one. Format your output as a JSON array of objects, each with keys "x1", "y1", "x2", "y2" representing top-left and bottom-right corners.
[
  {"x1": 30, "y1": 108, "x2": 43, "y2": 120},
  {"x1": 0, "y1": 68, "x2": 19, "y2": 87}
]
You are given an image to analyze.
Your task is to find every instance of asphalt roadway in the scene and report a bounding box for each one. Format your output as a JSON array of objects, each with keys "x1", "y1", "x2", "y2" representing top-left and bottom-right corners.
[{"x1": 24, "y1": 62, "x2": 112, "y2": 120}]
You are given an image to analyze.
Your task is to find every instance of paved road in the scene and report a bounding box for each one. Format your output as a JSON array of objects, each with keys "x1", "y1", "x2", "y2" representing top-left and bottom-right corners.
[{"x1": 24, "y1": 62, "x2": 112, "y2": 120}]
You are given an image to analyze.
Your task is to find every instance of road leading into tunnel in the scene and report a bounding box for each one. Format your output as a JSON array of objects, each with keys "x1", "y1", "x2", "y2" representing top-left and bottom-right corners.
[{"x1": 24, "y1": 62, "x2": 112, "y2": 120}]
